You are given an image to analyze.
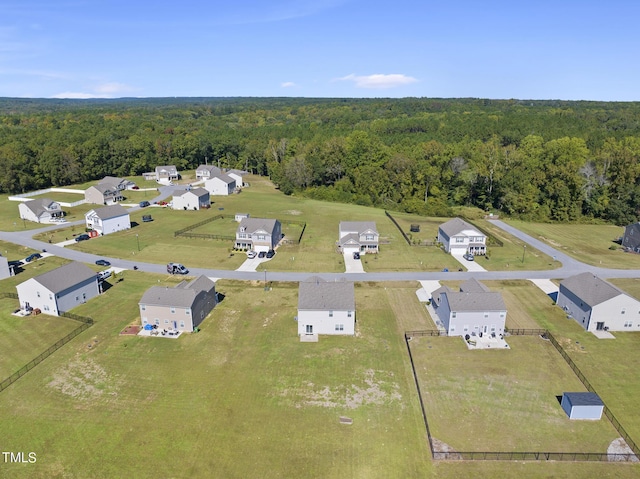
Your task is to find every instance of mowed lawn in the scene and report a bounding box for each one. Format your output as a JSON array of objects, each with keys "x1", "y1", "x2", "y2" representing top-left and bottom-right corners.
[
  {"x1": 411, "y1": 335, "x2": 620, "y2": 452},
  {"x1": 0, "y1": 279, "x2": 430, "y2": 479},
  {"x1": 0, "y1": 298, "x2": 81, "y2": 378},
  {"x1": 507, "y1": 220, "x2": 639, "y2": 269}
]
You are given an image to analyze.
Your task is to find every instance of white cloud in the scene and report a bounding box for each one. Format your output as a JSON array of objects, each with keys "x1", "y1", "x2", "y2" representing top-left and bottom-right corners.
[
  {"x1": 337, "y1": 73, "x2": 419, "y2": 89},
  {"x1": 281, "y1": 81, "x2": 297, "y2": 88},
  {"x1": 52, "y1": 82, "x2": 136, "y2": 99}
]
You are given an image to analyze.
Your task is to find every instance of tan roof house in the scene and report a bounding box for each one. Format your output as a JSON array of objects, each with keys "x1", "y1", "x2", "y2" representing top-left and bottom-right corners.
[
  {"x1": 16, "y1": 262, "x2": 100, "y2": 316},
  {"x1": 139, "y1": 275, "x2": 217, "y2": 332}
]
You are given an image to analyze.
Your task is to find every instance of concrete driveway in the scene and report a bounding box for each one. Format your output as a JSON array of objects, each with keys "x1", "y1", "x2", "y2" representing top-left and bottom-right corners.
[
  {"x1": 343, "y1": 252, "x2": 364, "y2": 273},
  {"x1": 452, "y1": 252, "x2": 487, "y2": 272},
  {"x1": 236, "y1": 254, "x2": 273, "y2": 272}
]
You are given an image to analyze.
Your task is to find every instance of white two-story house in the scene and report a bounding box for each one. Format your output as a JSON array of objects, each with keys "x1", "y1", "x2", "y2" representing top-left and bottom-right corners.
[
  {"x1": 438, "y1": 218, "x2": 487, "y2": 256},
  {"x1": 338, "y1": 221, "x2": 379, "y2": 254},
  {"x1": 85, "y1": 204, "x2": 131, "y2": 235},
  {"x1": 297, "y1": 277, "x2": 356, "y2": 336}
]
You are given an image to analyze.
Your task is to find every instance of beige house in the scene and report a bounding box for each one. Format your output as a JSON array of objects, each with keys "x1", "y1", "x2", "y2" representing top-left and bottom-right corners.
[
  {"x1": 297, "y1": 277, "x2": 356, "y2": 336},
  {"x1": 195, "y1": 165, "x2": 222, "y2": 179},
  {"x1": 155, "y1": 165, "x2": 179, "y2": 182},
  {"x1": 85, "y1": 184, "x2": 122, "y2": 205},
  {"x1": 139, "y1": 275, "x2": 217, "y2": 332}
]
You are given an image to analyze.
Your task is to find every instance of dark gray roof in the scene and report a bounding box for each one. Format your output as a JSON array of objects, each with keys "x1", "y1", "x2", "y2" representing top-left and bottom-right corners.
[
  {"x1": 298, "y1": 277, "x2": 355, "y2": 311},
  {"x1": 227, "y1": 169, "x2": 247, "y2": 176},
  {"x1": 563, "y1": 392, "x2": 603, "y2": 407},
  {"x1": 444, "y1": 291, "x2": 506, "y2": 312},
  {"x1": 32, "y1": 262, "x2": 97, "y2": 294},
  {"x1": 460, "y1": 278, "x2": 490, "y2": 293},
  {"x1": 139, "y1": 275, "x2": 216, "y2": 308},
  {"x1": 178, "y1": 187, "x2": 209, "y2": 198},
  {"x1": 560, "y1": 273, "x2": 625, "y2": 307},
  {"x1": 87, "y1": 184, "x2": 117, "y2": 195},
  {"x1": 210, "y1": 173, "x2": 236, "y2": 185},
  {"x1": 89, "y1": 204, "x2": 129, "y2": 220},
  {"x1": 197, "y1": 165, "x2": 222, "y2": 174},
  {"x1": 338, "y1": 233, "x2": 360, "y2": 246},
  {"x1": 22, "y1": 198, "x2": 59, "y2": 215},
  {"x1": 439, "y1": 218, "x2": 482, "y2": 238},
  {"x1": 339, "y1": 221, "x2": 378, "y2": 235},
  {"x1": 99, "y1": 176, "x2": 131, "y2": 188},
  {"x1": 238, "y1": 217, "x2": 278, "y2": 235},
  {"x1": 156, "y1": 165, "x2": 178, "y2": 174}
]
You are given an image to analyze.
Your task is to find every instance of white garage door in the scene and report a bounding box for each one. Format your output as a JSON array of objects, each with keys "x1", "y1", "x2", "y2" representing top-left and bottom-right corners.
[{"x1": 342, "y1": 246, "x2": 360, "y2": 254}]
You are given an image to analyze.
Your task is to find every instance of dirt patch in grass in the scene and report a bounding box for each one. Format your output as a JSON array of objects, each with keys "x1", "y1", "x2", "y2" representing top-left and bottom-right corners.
[
  {"x1": 48, "y1": 356, "x2": 120, "y2": 401},
  {"x1": 431, "y1": 438, "x2": 462, "y2": 460},
  {"x1": 607, "y1": 438, "x2": 639, "y2": 462},
  {"x1": 120, "y1": 324, "x2": 140, "y2": 335},
  {"x1": 288, "y1": 369, "x2": 402, "y2": 410}
]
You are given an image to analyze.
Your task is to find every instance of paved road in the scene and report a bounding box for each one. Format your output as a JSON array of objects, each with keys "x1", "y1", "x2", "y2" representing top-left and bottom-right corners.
[{"x1": 2, "y1": 210, "x2": 639, "y2": 283}]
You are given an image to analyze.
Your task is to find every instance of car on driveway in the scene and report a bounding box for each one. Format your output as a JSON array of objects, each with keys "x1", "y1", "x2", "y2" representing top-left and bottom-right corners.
[
  {"x1": 258, "y1": 251, "x2": 266, "y2": 258},
  {"x1": 247, "y1": 251, "x2": 257, "y2": 259},
  {"x1": 266, "y1": 250, "x2": 276, "y2": 258},
  {"x1": 353, "y1": 252, "x2": 360, "y2": 260},
  {"x1": 95, "y1": 259, "x2": 111, "y2": 267},
  {"x1": 97, "y1": 270, "x2": 112, "y2": 281},
  {"x1": 167, "y1": 263, "x2": 189, "y2": 274},
  {"x1": 139, "y1": 200, "x2": 150, "y2": 208},
  {"x1": 25, "y1": 253, "x2": 42, "y2": 262},
  {"x1": 463, "y1": 253, "x2": 475, "y2": 261},
  {"x1": 75, "y1": 234, "x2": 90, "y2": 242}
]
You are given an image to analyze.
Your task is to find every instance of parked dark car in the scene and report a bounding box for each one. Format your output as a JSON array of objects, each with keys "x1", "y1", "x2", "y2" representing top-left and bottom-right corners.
[
  {"x1": 75, "y1": 234, "x2": 90, "y2": 242},
  {"x1": 25, "y1": 253, "x2": 42, "y2": 262},
  {"x1": 139, "y1": 200, "x2": 150, "y2": 208},
  {"x1": 463, "y1": 253, "x2": 475, "y2": 261},
  {"x1": 258, "y1": 251, "x2": 266, "y2": 258},
  {"x1": 95, "y1": 259, "x2": 111, "y2": 266},
  {"x1": 266, "y1": 250, "x2": 276, "y2": 258},
  {"x1": 353, "y1": 252, "x2": 360, "y2": 260}
]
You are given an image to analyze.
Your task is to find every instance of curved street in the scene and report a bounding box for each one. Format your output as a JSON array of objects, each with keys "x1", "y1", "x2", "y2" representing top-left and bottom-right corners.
[{"x1": 2, "y1": 192, "x2": 639, "y2": 283}]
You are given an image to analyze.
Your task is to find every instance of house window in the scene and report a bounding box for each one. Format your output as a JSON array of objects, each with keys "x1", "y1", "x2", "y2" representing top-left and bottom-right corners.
[
  {"x1": 49, "y1": 294, "x2": 53, "y2": 300},
  {"x1": 463, "y1": 325, "x2": 469, "y2": 332},
  {"x1": 43, "y1": 305, "x2": 49, "y2": 311},
  {"x1": 621, "y1": 309, "x2": 626, "y2": 314},
  {"x1": 451, "y1": 325, "x2": 456, "y2": 332},
  {"x1": 185, "y1": 309, "x2": 190, "y2": 315},
  {"x1": 155, "y1": 319, "x2": 160, "y2": 325},
  {"x1": 257, "y1": 234, "x2": 266, "y2": 240},
  {"x1": 484, "y1": 313, "x2": 489, "y2": 318},
  {"x1": 452, "y1": 312, "x2": 457, "y2": 318},
  {"x1": 37, "y1": 292, "x2": 40, "y2": 298},
  {"x1": 500, "y1": 313, "x2": 505, "y2": 318},
  {"x1": 238, "y1": 233, "x2": 246, "y2": 239},
  {"x1": 170, "y1": 307, "x2": 176, "y2": 314},
  {"x1": 141, "y1": 304, "x2": 146, "y2": 311},
  {"x1": 347, "y1": 311, "x2": 352, "y2": 318},
  {"x1": 335, "y1": 324, "x2": 344, "y2": 331},
  {"x1": 491, "y1": 325, "x2": 496, "y2": 332},
  {"x1": 365, "y1": 234, "x2": 374, "y2": 241},
  {"x1": 329, "y1": 311, "x2": 333, "y2": 317},
  {"x1": 455, "y1": 237, "x2": 464, "y2": 243},
  {"x1": 75, "y1": 296, "x2": 79, "y2": 301},
  {"x1": 164, "y1": 319, "x2": 169, "y2": 325},
  {"x1": 142, "y1": 318, "x2": 148, "y2": 324},
  {"x1": 180, "y1": 321, "x2": 185, "y2": 328}
]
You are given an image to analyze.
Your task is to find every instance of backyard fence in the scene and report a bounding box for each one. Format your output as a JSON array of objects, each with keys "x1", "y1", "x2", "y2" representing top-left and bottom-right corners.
[
  {"x1": 0, "y1": 293, "x2": 94, "y2": 394},
  {"x1": 404, "y1": 327, "x2": 640, "y2": 462},
  {"x1": 385, "y1": 211, "x2": 411, "y2": 246}
]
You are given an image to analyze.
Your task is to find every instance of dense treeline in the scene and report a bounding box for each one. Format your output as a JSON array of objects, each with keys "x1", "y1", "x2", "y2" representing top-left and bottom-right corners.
[{"x1": 1, "y1": 97, "x2": 640, "y2": 224}]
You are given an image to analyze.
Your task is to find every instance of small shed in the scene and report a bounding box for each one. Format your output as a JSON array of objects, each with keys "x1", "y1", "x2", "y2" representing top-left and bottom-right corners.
[
  {"x1": 410, "y1": 224, "x2": 420, "y2": 232},
  {"x1": 561, "y1": 392, "x2": 604, "y2": 420},
  {"x1": 235, "y1": 213, "x2": 250, "y2": 222}
]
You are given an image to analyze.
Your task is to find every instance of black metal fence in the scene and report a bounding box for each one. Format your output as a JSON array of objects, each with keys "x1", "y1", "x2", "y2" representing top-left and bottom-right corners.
[
  {"x1": 0, "y1": 294, "x2": 94, "y2": 394},
  {"x1": 385, "y1": 211, "x2": 411, "y2": 246},
  {"x1": 404, "y1": 327, "x2": 640, "y2": 462},
  {"x1": 174, "y1": 214, "x2": 226, "y2": 237}
]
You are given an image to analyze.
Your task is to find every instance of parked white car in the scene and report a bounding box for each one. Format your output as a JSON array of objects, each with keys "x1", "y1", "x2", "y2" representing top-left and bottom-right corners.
[{"x1": 247, "y1": 250, "x2": 257, "y2": 259}]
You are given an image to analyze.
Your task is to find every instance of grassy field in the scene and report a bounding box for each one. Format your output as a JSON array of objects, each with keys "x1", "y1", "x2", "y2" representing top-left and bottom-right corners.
[
  {"x1": 507, "y1": 220, "x2": 640, "y2": 269},
  {"x1": 0, "y1": 279, "x2": 431, "y2": 478},
  {"x1": 0, "y1": 298, "x2": 81, "y2": 378},
  {"x1": 411, "y1": 335, "x2": 620, "y2": 452}
]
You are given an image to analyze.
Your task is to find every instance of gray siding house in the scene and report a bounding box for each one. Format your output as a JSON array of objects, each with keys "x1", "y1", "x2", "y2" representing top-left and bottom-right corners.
[
  {"x1": 155, "y1": 165, "x2": 179, "y2": 182},
  {"x1": 195, "y1": 165, "x2": 222, "y2": 179},
  {"x1": 99, "y1": 176, "x2": 135, "y2": 191},
  {"x1": 139, "y1": 275, "x2": 217, "y2": 332},
  {"x1": 235, "y1": 218, "x2": 282, "y2": 252},
  {"x1": 433, "y1": 278, "x2": 506, "y2": 337},
  {"x1": 16, "y1": 262, "x2": 100, "y2": 316},
  {"x1": 622, "y1": 222, "x2": 640, "y2": 253},
  {"x1": 557, "y1": 273, "x2": 640, "y2": 332},
  {"x1": 297, "y1": 277, "x2": 356, "y2": 336}
]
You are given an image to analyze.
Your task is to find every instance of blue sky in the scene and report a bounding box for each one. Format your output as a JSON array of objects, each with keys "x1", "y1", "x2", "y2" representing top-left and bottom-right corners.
[{"x1": 1, "y1": 0, "x2": 639, "y2": 100}]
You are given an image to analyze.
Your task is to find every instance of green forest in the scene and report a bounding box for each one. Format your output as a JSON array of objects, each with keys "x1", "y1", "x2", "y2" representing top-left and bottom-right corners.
[{"x1": 1, "y1": 97, "x2": 640, "y2": 224}]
